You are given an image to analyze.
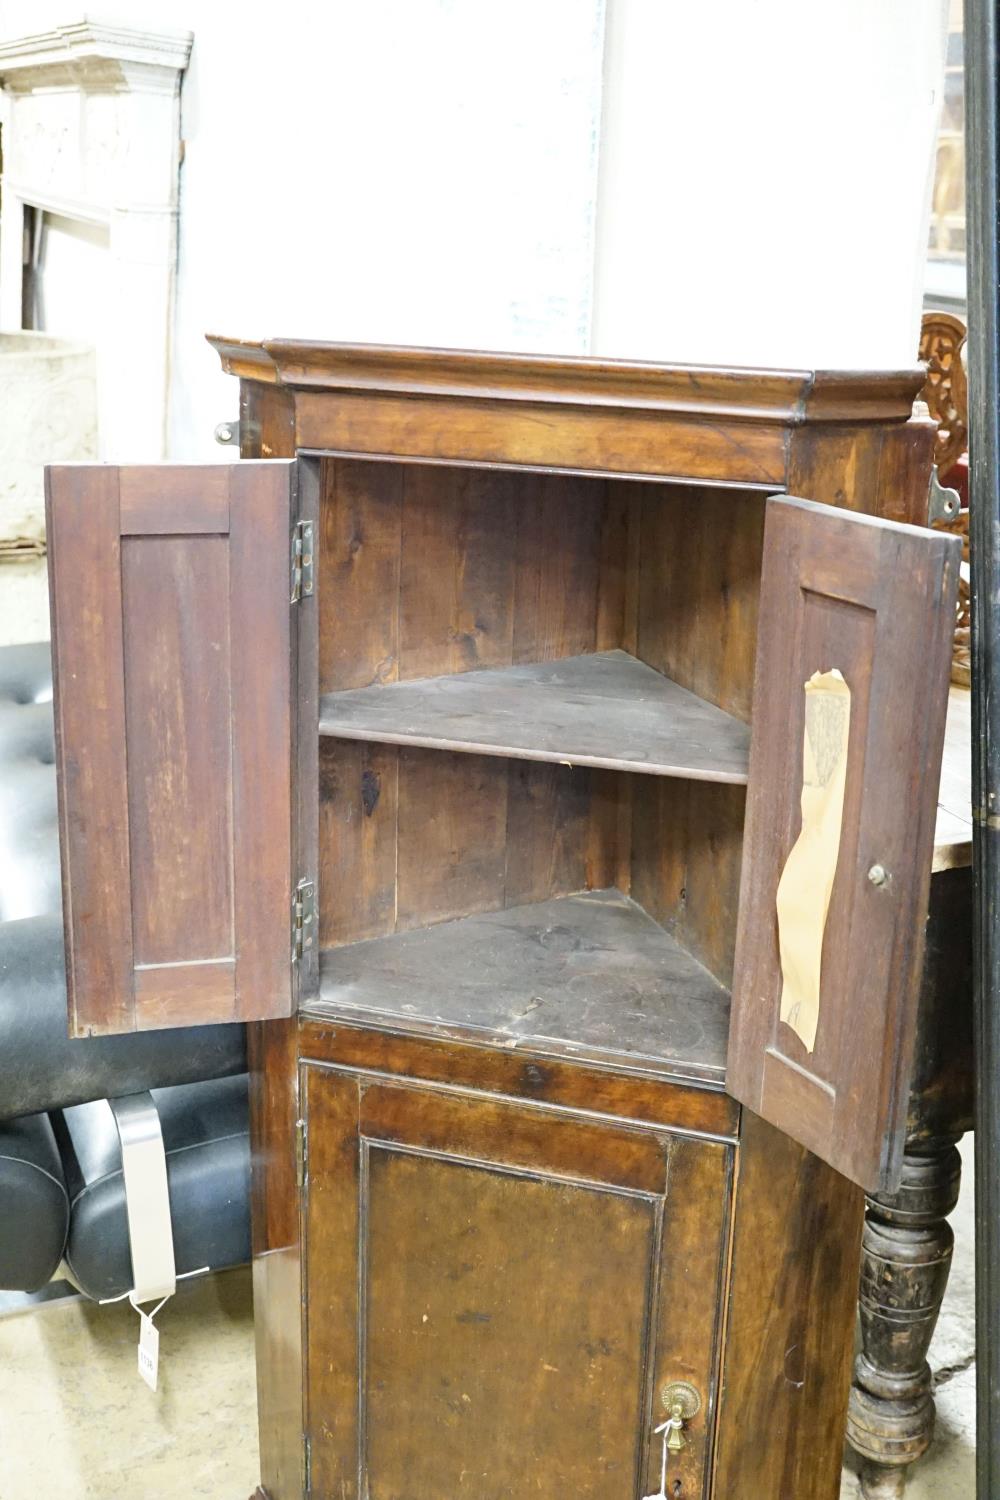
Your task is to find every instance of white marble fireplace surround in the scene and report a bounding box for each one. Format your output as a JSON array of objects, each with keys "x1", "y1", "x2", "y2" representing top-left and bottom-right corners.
[{"x1": 0, "y1": 18, "x2": 192, "y2": 458}]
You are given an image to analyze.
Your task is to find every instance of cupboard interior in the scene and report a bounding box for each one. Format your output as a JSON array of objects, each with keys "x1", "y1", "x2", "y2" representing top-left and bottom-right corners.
[{"x1": 311, "y1": 456, "x2": 768, "y2": 1083}]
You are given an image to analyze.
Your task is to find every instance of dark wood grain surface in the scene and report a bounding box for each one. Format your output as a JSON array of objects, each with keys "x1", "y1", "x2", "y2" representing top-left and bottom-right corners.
[
  {"x1": 319, "y1": 648, "x2": 750, "y2": 780},
  {"x1": 248, "y1": 1019, "x2": 303, "y2": 1500},
  {"x1": 298, "y1": 1017, "x2": 739, "y2": 1138},
  {"x1": 303, "y1": 1064, "x2": 732, "y2": 1500},
  {"x1": 713, "y1": 1109, "x2": 865, "y2": 1499},
  {"x1": 310, "y1": 888, "x2": 729, "y2": 1086},
  {"x1": 319, "y1": 741, "x2": 629, "y2": 948},
  {"x1": 207, "y1": 346, "x2": 948, "y2": 1500},
  {"x1": 46, "y1": 464, "x2": 133, "y2": 1036},
  {"x1": 317, "y1": 459, "x2": 624, "y2": 694},
  {"x1": 786, "y1": 407, "x2": 938, "y2": 527},
  {"x1": 728, "y1": 496, "x2": 960, "y2": 1191},
  {"x1": 233, "y1": 423, "x2": 306, "y2": 1500},
  {"x1": 209, "y1": 335, "x2": 924, "y2": 489},
  {"x1": 122, "y1": 534, "x2": 234, "y2": 969},
  {"x1": 46, "y1": 461, "x2": 301, "y2": 1035}
]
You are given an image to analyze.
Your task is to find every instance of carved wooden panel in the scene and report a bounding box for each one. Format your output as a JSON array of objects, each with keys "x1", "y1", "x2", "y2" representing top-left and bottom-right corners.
[{"x1": 919, "y1": 311, "x2": 968, "y2": 476}]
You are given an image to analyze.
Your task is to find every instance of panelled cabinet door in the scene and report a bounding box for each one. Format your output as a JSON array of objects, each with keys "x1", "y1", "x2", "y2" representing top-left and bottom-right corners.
[
  {"x1": 46, "y1": 461, "x2": 317, "y2": 1037},
  {"x1": 728, "y1": 496, "x2": 961, "y2": 1193},
  {"x1": 302, "y1": 1064, "x2": 732, "y2": 1500}
]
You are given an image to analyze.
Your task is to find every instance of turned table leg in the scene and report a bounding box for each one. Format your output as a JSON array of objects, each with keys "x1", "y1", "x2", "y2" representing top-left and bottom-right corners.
[{"x1": 846, "y1": 1134, "x2": 963, "y2": 1497}]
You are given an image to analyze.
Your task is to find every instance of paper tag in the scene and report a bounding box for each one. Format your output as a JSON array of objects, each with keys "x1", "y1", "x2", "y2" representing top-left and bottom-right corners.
[
  {"x1": 138, "y1": 1310, "x2": 160, "y2": 1391},
  {"x1": 775, "y1": 668, "x2": 852, "y2": 1052}
]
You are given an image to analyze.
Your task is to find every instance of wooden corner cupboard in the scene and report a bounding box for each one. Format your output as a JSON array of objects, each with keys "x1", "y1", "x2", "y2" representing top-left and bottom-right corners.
[{"x1": 44, "y1": 340, "x2": 961, "y2": 1500}]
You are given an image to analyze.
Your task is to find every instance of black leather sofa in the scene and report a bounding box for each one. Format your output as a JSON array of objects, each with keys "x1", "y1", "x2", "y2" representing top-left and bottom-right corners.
[{"x1": 0, "y1": 642, "x2": 251, "y2": 1299}]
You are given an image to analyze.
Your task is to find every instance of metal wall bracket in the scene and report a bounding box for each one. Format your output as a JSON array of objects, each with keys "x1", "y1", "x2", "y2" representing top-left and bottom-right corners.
[
  {"x1": 108, "y1": 1092, "x2": 177, "y2": 1305},
  {"x1": 213, "y1": 416, "x2": 262, "y2": 450},
  {"x1": 928, "y1": 466, "x2": 962, "y2": 525}
]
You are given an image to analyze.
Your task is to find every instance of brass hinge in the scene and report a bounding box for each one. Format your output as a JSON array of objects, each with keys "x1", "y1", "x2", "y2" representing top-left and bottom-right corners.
[
  {"x1": 302, "y1": 1431, "x2": 312, "y2": 1494},
  {"x1": 295, "y1": 1117, "x2": 308, "y2": 1190},
  {"x1": 291, "y1": 519, "x2": 315, "y2": 603},
  {"x1": 292, "y1": 877, "x2": 316, "y2": 962}
]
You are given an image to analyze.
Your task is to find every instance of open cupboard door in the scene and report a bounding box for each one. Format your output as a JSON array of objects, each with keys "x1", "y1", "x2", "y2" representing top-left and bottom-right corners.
[
  {"x1": 727, "y1": 496, "x2": 960, "y2": 1194},
  {"x1": 46, "y1": 461, "x2": 318, "y2": 1037}
]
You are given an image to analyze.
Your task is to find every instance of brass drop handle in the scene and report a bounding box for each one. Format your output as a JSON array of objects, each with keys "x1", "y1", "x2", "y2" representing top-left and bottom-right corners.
[
  {"x1": 659, "y1": 1379, "x2": 702, "y2": 1451},
  {"x1": 664, "y1": 1403, "x2": 687, "y2": 1453},
  {"x1": 645, "y1": 1383, "x2": 702, "y2": 1500}
]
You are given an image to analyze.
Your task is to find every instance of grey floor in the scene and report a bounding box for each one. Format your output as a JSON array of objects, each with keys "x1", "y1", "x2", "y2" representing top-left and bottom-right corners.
[{"x1": 0, "y1": 1267, "x2": 259, "y2": 1498}]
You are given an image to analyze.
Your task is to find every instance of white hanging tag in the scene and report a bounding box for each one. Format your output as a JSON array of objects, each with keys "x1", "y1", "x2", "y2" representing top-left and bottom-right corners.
[
  {"x1": 137, "y1": 1309, "x2": 160, "y2": 1391},
  {"x1": 131, "y1": 1291, "x2": 169, "y2": 1392}
]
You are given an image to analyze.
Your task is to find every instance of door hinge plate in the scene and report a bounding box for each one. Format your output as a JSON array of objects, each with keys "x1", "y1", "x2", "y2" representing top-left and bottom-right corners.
[
  {"x1": 302, "y1": 1431, "x2": 312, "y2": 1493},
  {"x1": 291, "y1": 519, "x2": 314, "y2": 603},
  {"x1": 292, "y1": 877, "x2": 316, "y2": 962},
  {"x1": 295, "y1": 1117, "x2": 308, "y2": 1190}
]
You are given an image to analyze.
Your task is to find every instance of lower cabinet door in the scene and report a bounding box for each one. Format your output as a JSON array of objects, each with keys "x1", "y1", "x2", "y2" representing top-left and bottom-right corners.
[{"x1": 302, "y1": 1064, "x2": 733, "y2": 1500}]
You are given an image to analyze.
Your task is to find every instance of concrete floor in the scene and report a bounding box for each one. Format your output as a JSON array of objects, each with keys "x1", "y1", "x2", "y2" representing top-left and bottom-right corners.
[{"x1": 0, "y1": 1268, "x2": 259, "y2": 1499}]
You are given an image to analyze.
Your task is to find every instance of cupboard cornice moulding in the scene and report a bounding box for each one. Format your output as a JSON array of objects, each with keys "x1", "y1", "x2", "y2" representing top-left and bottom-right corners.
[
  {"x1": 208, "y1": 336, "x2": 931, "y2": 490},
  {"x1": 207, "y1": 334, "x2": 924, "y2": 428}
]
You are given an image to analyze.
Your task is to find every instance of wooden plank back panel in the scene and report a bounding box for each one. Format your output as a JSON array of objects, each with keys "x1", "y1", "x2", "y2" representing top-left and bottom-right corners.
[
  {"x1": 46, "y1": 461, "x2": 300, "y2": 1035},
  {"x1": 633, "y1": 484, "x2": 766, "y2": 723},
  {"x1": 317, "y1": 459, "x2": 626, "y2": 695},
  {"x1": 727, "y1": 496, "x2": 960, "y2": 1191},
  {"x1": 622, "y1": 485, "x2": 762, "y2": 988},
  {"x1": 631, "y1": 777, "x2": 746, "y2": 989},
  {"x1": 399, "y1": 464, "x2": 520, "y2": 679},
  {"x1": 318, "y1": 741, "x2": 630, "y2": 949}
]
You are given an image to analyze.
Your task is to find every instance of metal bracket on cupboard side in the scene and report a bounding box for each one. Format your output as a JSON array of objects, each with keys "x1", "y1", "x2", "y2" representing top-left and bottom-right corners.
[
  {"x1": 214, "y1": 417, "x2": 262, "y2": 450},
  {"x1": 927, "y1": 467, "x2": 962, "y2": 526}
]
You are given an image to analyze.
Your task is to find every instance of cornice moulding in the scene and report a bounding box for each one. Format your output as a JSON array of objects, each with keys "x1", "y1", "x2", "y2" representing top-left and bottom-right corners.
[
  {"x1": 0, "y1": 18, "x2": 192, "y2": 89},
  {"x1": 207, "y1": 334, "x2": 925, "y2": 428}
]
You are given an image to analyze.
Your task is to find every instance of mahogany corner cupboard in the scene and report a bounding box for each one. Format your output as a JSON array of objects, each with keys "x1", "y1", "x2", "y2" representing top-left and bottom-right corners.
[{"x1": 44, "y1": 341, "x2": 960, "y2": 1500}]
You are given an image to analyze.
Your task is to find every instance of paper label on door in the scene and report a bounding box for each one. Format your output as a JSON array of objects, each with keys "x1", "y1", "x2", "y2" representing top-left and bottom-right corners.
[
  {"x1": 138, "y1": 1310, "x2": 160, "y2": 1391},
  {"x1": 775, "y1": 669, "x2": 851, "y2": 1053}
]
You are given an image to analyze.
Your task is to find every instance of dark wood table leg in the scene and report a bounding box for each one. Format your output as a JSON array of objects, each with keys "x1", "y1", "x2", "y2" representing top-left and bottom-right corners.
[{"x1": 846, "y1": 1132, "x2": 963, "y2": 1498}]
